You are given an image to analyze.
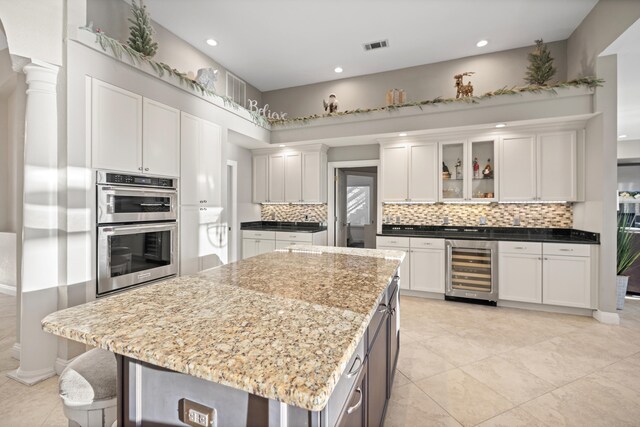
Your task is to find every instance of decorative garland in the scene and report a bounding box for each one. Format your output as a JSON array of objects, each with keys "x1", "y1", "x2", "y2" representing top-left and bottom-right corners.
[
  {"x1": 268, "y1": 77, "x2": 604, "y2": 126},
  {"x1": 80, "y1": 25, "x2": 269, "y2": 127}
]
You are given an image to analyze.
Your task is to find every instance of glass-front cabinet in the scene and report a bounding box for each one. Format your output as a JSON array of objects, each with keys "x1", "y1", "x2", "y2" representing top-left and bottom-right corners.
[{"x1": 440, "y1": 138, "x2": 497, "y2": 202}]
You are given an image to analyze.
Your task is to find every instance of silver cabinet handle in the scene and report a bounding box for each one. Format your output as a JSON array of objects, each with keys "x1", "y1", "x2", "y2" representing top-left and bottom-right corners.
[
  {"x1": 347, "y1": 355, "x2": 363, "y2": 379},
  {"x1": 559, "y1": 248, "x2": 574, "y2": 252},
  {"x1": 144, "y1": 167, "x2": 149, "y2": 171},
  {"x1": 514, "y1": 246, "x2": 526, "y2": 250},
  {"x1": 377, "y1": 303, "x2": 388, "y2": 313},
  {"x1": 346, "y1": 388, "x2": 363, "y2": 414}
]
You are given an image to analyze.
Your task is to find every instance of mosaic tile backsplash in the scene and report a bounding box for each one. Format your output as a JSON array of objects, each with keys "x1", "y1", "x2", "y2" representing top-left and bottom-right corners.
[
  {"x1": 382, "y1": 203, "x2": 573, "y2": 228},
  {"x1": 261, "y1": 204, "x2": 328, "y2": 223}
]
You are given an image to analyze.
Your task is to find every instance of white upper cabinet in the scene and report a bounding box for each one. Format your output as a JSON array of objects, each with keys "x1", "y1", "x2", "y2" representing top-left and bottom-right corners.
[
  {"x1": 537, "y1": 131, "x2": 577, "y2": 201},
  {"x1": 142, "y1": 98, "x2": 180, "y2": 177},
  {"x1": 180, "y1": 112, "x2": 221, "y2": 206},
  {"x1": 381, "y1": 145, "x2": 409, "y2": 202},
  {"x1": 252, "y1": 155, "x2": 269, "y2": 203},
  {"x1": 91, "y1": 79, "x2": 180, "y2": 177},
  {"x1": 500, "y1": 131, "x2": 579, "y2": 202},
  {"x1": 268, "y1": 154, "x2": 286, "y2": 202},
  {"x1": 440, "y1": 139, "x2": 497, "y2": 202},
  {"x1": 409, "y1": 143, "x2": 438, "y2": 202},
  {"x1": 252, "y1": 145, "x2": 328, "y2": 204},
  {"x1": 284, "y1": 152, "x2": 302, "y2": 202},
  {"x1": 500, "y1": 136, "x2": 537, "y2": 201},
  {"x1": 92, "y1": 79, "x2": 143, "y2": 173}
]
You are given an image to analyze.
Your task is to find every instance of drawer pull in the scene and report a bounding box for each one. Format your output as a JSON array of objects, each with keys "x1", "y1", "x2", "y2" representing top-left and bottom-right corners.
[
  {"x1": 347, "y1": 355, "x2": 363, "y2": 378},
  {"x1": 559, "y1": 248, "x2": 574, "y2": 252},
  {"x1": 514, "y1": 246, "x2": 526, "y2": 250},
  {"x1": 346, "y1": 388, "x2": 363, "y2": 414},
  {"x1": 388, "y1": 240, "x2": 397, "y2": 244},
  {"x1": 377, "y1": 303, "x2": 388, "y2": 313},
  {"x1": 290, "y1": 235, "x2": 297, "y2": 238}
]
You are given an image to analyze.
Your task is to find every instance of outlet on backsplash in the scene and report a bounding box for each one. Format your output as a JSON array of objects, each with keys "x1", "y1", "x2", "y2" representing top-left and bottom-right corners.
[
  {"x1": 382, "y1": 203, "x2": 573, "y2": 228},
  {"x1": 261, "y1": 204, "x2": 328, "y2": 222}
]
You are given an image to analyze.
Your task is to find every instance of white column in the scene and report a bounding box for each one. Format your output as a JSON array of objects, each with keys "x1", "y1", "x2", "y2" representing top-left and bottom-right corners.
[{"x1": 7, "y1": 61, "x2": 60, "y2": 385}]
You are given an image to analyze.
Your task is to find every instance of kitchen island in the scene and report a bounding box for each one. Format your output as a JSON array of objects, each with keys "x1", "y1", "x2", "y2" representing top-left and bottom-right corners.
[{"x1": 42, "y1": 246, "x2": 404, "y2": 427}]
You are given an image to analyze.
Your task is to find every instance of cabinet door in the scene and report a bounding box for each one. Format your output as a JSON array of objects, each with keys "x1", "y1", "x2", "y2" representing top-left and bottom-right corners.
[
  {"x1": 410, "y1": 249, "x2": 445, "y2": 293},
  {"x1": 388, "y1": 282, "x2": 399, "y2": 398},
  {"x1": 537, "y1": 132, "x2": 577, "y2": 201},
  {"x1": 142, "y1": 98, "x2": 180, "y2": 177},
  {"x1": 284, "y1": 153, "x2": 302, "y2": 202},
  {"x1": 256, "y1": 239, "x2": 275, "y2": 256},
  {"x1": 409, "y1": 143, "x2": 438, "y2": 202},
  {"x1": 252, "y1": 155, "x2": 269, "y2": 203},
  {"x1": 543, "y1": 255, "x2": 591, "y2": 308},
  {"x1": 500, "y1": 136, "x2": 537, "y2": 201},
  {"x1": 498, "y1": 254, "x2": 542, "y2": 303},
  {"x1": 268, "y1": 154, "x2": 286, "y2": 202},
  {"x1": 180, "y1": 113, "x2": 200, "y2": 206},
  {"x1": 381, "y1": 145, "x2": 408, "y2": 202},
  {"x1": 440, "y1": 141, "x2": 466, "y2": 201},
  {"x1": 92, "y1": 79, "x2": 142, "y2": 173},
  {"x1": 367, "y1": 315, "x2": 388, "y2": 427},
  {"x1": 302, "y1": 151, "x2": 321, "y2": 202},
  {"x1": 242, "y1": 238, "x2": 257, "y2": 259},
  {"x1": 379, "y1": 246, "x2": 410, "y2": 290},
  {"x1": 180, "y1": 206, "x2": 225, "y2": 275},
  {"x1": 200, "y1": 120, "x2": 222, "y2": 206},
  {"x1": 336, "y1": 360, "x2": 367, "y2": 427}
]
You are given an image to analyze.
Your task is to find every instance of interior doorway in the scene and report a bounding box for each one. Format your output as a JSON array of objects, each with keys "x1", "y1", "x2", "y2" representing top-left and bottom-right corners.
[{"x1": 332, "y1": 165, "x2": 378, "y2": 248}]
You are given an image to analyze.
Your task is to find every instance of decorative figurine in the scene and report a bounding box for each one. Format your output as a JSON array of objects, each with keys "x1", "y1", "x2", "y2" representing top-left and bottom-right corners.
[
  {"x1": 483, "y1": 159, "x2": 493, "y2": 179},
  {"x1": 454, "y1": 158, "x2": 462, "y2": 179},
  {"x1": 442, "y1": 162, "x2": 451, "y2": 179},
  {"x1": 323, "y1": 93, "x2": 339, "y2": 113},
  {"x1": 196, "y1": 68, "x2": 219, "y2": 92},
  {"x1": 386, "y1": 88, "x2": 407, "y2": 105},
  {"x1": 454, "y1": 72, "x2": 475, "y2": 98},
  {"x1": 473, "y1": 157, "x2": 480, "y2": 178}
]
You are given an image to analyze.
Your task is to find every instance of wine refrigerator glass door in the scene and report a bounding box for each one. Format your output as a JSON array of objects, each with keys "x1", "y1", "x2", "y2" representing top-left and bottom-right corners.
[{"x1": 446, "y1": 240, "x2": 498, "y2": 301}]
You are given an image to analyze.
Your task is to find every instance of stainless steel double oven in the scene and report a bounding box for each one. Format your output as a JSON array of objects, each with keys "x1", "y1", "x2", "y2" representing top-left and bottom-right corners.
[{"x1": 96, "y1": 171, "x2": 178, "y2": 296}]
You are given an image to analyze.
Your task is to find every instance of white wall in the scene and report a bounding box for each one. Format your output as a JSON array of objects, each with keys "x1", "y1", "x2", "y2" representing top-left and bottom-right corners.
[
  {"x1": 327, "y1": 144, "x2": 380, "y2": 162},
  {"x1": 0, "y1": 232, "x2": 16, "y2": 293}
]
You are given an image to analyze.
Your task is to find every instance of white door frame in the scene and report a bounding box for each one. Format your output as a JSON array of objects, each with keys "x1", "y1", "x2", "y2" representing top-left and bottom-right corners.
[
  {"x1": 227, "y1": 160, "x2": 238, "y2": 263},
  {"x1": 327, "y1": 160, "x2": 381, "y2": 247}
]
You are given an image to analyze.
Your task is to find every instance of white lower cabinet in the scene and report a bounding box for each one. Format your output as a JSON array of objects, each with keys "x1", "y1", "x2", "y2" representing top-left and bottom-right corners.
[
  {"x1": 498, "y1": 241, "x2": 593, "y2": 309},
  {"x1": 180, "y1": 206, "x2": 226, "y2": 275},
  {"x1": 376, "y1": 236, "x2": 411, "y2": 290},
  {"x1": 410, "y1": 249, "x2": 445, "y2": 293},
  {"x1": 242, "y1": 230, "x2": 327, "y2": 259},
  {"x1": 242, "y1": 238, "x2": 276, "y2": 259}
]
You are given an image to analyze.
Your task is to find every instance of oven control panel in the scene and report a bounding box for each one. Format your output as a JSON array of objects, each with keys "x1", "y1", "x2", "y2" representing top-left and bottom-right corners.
[{"x1": 102, "y1": 173, "x2": 175, "y2": 188}]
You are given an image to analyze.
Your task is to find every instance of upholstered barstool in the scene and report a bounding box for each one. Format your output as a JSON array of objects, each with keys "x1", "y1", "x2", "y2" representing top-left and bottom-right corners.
[{"x1": 58, "y1": 348, "x2": 117, "y2": 427}]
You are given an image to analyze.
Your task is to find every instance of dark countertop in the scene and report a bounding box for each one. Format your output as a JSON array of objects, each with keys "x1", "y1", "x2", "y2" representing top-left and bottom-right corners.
[
  {"x1": 241, "y1": 221, "x2": 327, "y2": 233},
  {"x1": 378, "y1": 225, "x2": 600, "y2": 244}
]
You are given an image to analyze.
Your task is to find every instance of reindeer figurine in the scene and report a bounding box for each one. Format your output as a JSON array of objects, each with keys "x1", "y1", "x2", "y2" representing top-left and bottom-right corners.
[{"x1": 454, "y1": 72, "x2": 475, "y2": 98}]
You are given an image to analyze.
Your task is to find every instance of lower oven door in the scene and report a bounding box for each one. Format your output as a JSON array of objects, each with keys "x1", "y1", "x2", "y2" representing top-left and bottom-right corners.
[{"x1": 97, "y1": 222, "x2": 178, "y2": 296}]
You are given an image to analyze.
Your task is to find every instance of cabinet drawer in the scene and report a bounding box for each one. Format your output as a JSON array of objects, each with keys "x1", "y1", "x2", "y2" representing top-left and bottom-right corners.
[
  {"x1": 376, "y1": 236, "x2": 410, "y2": 248},
  {"x1": 242, "y1": 230, "x2": 276, "y2": 240},
  {"x1": 499, "y1": 241, "x2": 542, "y2": 255},
  {"x1": 275, "y1": 231, "x2": 313, "y2": 243},
  {"x1": 326, "y1": 337, "x2": 366, "y2": 427},
  {"x1": 543, "y1": 243, "x2": 591, "y2": 257},
  {"x1": 409, "y1": 237, "x2": 444, "y2": 249}
]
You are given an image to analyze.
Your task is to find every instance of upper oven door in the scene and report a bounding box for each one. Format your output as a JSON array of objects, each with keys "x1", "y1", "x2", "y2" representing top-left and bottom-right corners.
[{"x1": 97, "y1": 185, "x2": 177, "y2": 224}]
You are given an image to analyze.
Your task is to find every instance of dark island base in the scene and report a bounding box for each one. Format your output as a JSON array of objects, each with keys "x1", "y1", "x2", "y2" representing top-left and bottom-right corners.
[{"x1": 116, "y1": 279, "x2": 400, "y2": 427}]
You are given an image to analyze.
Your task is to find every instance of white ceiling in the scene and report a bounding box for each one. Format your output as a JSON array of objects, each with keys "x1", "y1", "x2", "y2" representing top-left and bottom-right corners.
[
  {"x1": 602, "y1": 18, "x2": 640, "y2": 142},
  {"x1": 144, "y1": 0, "x2": 597, "y2": 92}
]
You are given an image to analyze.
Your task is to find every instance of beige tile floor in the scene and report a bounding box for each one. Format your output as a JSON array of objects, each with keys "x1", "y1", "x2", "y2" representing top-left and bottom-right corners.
[{"x1": 1, "y1": 292, "x2": 640, "y2": 426}]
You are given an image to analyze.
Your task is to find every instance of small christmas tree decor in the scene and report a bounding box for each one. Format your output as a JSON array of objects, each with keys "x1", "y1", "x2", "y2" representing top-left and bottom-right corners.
[
  {"x1": 127, "y1": 0, "x2": 158, "y2": 58},
  {"x1": 525, "y1": 39, "x2": 556, "y2": 86}
]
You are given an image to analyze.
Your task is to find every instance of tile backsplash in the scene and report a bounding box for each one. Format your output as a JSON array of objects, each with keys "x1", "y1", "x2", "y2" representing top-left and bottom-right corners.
[
  {"x1": 383, "y1": 203, "x2": 573, "y2": 228},
  {"x1": 261, "y1": 204, "x2": 328, "y2": 223}
]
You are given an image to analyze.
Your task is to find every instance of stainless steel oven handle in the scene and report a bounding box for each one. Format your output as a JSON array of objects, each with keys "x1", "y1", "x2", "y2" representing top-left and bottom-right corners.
[
  {"x1": 139, "y1": 203, "x2": 169, "y2": 207},
  {"x1": 100, "y1": 223, "x2": 177, "y2": 235},
  {"x1": 99, "y1": 185, "x2": 177, "y2": 195}
]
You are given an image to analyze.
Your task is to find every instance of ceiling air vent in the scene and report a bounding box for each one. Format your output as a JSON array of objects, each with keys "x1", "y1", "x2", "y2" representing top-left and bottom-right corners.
[{"x1": 363, "y1": 39, "x2": 389, "y2": 51}]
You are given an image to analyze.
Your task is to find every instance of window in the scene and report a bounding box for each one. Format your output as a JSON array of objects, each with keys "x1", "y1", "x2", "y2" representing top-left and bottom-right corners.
[
  {"x1": 347, "y1": 186, "x2": 371, "y2": 226},
  {"x1": 226, "y1": 71, "x2": 246, "y2": 107}
]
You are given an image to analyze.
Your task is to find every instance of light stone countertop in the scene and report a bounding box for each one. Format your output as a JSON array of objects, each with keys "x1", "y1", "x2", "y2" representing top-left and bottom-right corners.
[{"x1": 42, "y1": 246, "x2": 404, "y2": 411}]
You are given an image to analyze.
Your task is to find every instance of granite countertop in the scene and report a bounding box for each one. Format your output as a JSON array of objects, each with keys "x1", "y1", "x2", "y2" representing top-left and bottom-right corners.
[
  {"x1": 241, "y1": 221, "x2": 327, "y2": 233},
  {"x1": 42, "y1": 246, "x2": 403, "y2": 411},
  {"x1": 379, "y1": 225, "x2": 600, "y2": 244}
]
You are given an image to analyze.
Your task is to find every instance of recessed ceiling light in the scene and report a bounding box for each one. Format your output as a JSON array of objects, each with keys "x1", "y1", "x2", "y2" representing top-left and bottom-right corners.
[
  {"x1": 279, "y1": 144, "x2": 285, "y2": 147},
  {"x1": 334, "y1": 67, "x2": 343, "y2": 73},
  {"x1": 206, "y1": 39, "x2": 218, "y2": 46},
  {"x1": 495, "y1": 123, "x2": 506, "y2": 128},
  {"x1": 398, "y1": 133, "x2": 407, "y2": 137},
  {"x1": 619, "y1": 134, "x2": 628, "y2": 139},
  {"x1": 476, "y1": 40, "x2": 489, "y2": 47}
]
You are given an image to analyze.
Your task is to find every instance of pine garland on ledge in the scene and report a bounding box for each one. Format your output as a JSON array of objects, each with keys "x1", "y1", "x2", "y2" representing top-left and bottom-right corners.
[
  {"x1": 79, "y1": 25, "x2": 269, "y2": 127},
  {"x1": 268, "y1": 77, "x2": 604, "y2": 126}
]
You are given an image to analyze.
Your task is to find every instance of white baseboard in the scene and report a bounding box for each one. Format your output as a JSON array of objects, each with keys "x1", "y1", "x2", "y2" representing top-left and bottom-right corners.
[
  {"x1": 10, "y1": 343, "x2": 20, "y2": 360},
  {"x1": 400, "y1": 289, "x2": 445, "y2": 300},
  {"x1": 593, "y1": 310, "x2": 620, "y2": 325},
  {"x1": 0, "y1": 284, "x2": 16, "y2": 296},
  {"x1": 55, "y1": 356, "x2": 75, "y2": 375},
  {"x1": 6, "y1": 366, "x2": 56, "y2": 385},
  {"x1": 498, "y1": 300, "x2": 594, "y2": 317}
]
